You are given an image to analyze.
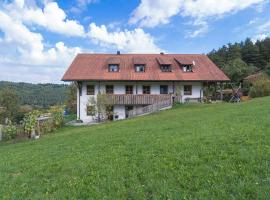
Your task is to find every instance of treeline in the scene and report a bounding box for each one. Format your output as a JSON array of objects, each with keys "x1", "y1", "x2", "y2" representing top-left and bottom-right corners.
[
  {"x1": 0, "y1": 81, "x2": 69, "y2": 108},
  {"x1": 208, "y1": 38, "x2": 270, "y2": 83}
]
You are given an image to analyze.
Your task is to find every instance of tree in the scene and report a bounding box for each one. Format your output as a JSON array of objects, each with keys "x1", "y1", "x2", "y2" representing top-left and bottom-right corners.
[
  {"x1": 66, "y1": 83, "x2": 77, "y2": 114},
  {"x1": 223, "y1": 58, "x2": 249, "y2": 83},
  {"x1": 87, "y1": 94, "x2": 113, "y2": 122},
  {"x1": 266, "y1": 63, "x2": 270, "y2": 76},
  {"x1": 227, "y1": 43, "x2": 242, "y2": 61},
  {"x1": 0, "y1": 87, "x2": 20, "y2": 123},
  {"x1": 241, "y1": 38, "x2": 263, "y2": 68}
]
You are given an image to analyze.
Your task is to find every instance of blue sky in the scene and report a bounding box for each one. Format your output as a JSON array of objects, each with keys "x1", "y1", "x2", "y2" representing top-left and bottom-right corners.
[{"x1": 0, "y1": 0, "x2": 270, "y2": 83}]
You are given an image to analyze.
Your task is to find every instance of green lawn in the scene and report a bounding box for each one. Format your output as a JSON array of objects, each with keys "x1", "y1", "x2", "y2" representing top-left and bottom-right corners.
[{"x1": 0, "y1": 97, "x2": 270, "y2": 199}]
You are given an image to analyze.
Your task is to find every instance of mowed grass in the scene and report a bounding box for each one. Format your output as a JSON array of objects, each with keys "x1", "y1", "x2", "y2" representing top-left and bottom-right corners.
[{"x1": 0, "y1": 97, "x2": 270, "y2": 199}]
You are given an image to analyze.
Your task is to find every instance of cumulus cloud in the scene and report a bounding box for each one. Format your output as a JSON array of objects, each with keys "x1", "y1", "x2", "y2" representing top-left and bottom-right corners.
[
  {"x1": 130, "y1": 0, "x2": 267, "y2": 37},
  {"x1": 87, "y1": 23, "x2": 161, "y2": 53},
  {"x1": 0, "y1": 0, "x2": 161, "y2": 82},
  {"x1": 0, "y1": 6, "x2": 82, "y2": 83},
  {"x1": 4, "y1": 0, "x2": 85, "y2": 37}
]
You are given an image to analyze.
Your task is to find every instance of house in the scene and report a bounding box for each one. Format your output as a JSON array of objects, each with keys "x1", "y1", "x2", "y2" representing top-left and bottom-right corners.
[{"x1": 62, "y1": 52, "x2": 229, "y2": 122}]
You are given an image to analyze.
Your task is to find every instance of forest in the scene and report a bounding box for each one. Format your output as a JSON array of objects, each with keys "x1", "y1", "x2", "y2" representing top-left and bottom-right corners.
[
  {"x1": 0, "y1": 81, "x2": 69, "y2": 108},
  {"x1": 208, "y1": 37, "x2": 270, "y2": 83}
]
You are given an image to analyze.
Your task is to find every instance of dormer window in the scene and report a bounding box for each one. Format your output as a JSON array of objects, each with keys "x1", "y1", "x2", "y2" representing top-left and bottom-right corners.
[
  {"x1": 156, "y1": 57, "x2": 172, "y2": 72},
  {"x1": 160, "y1": 65, "x2": 171, "y2": 72},
  {"x1": 182, "y1": 65, "x2": 193, "y2": 72},
  {"x1": 174, "y1": 58, "x2": 194, "y2": 72},
  {"x1": 135, "y1": 64, "x2": 145, "y2": 72},
  {"x1": 133, "y1": 57, "x2": 146, "y2": 72},
  {"x1": 108, "y1": 64, "x2": 119, "y2": 72}
]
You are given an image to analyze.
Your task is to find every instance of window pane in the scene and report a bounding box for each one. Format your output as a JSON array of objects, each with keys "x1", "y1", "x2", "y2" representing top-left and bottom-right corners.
[
  {"x1": 106, "y1": 85, "x2": 114, "y2": 94},
  {"x1": 161, "y1": 65, "x2": 171, "y2": 72},
  {"x1": 126, "y1": 85, "x2": 133, "y2": 94},
  {"x1": 87, "y1": 85, "x2": 95, "y2": 95},
  {"x1": 160, "y1": 85, "x2": 168, "y2": 94},
  {"x1": 184, "y1": 85, "x2": 192, "y2": 95},
  {"x1": 135, "y1": 65, "x2": 145, "y2": 72},
  {"x1": 109, "y1": 64, "x2": 119, "y2": 72},
  {"x1": 182, "y1": 65, "x2": 192, "y2": 72},
  {"x1": 143, "y1": 86, "x2": 150, "y2": 94}
]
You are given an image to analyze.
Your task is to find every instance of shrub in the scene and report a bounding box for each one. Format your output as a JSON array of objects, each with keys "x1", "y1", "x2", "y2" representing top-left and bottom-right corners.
[
  {"x1": 3, "y1": 120, "x2": 17, "y2": 140},
  {"x1": 249, "y1": 79, "x2": 270, "y2": 98},
  {"x1": 40, "y1": 118, "x2": 55, "y2": 134},
  {"x1": 49, "y1": 106, "x2": 64, "y2": 128},
  {"x1": 23, "y1": 110, "x2": 41, "y2": 137}
]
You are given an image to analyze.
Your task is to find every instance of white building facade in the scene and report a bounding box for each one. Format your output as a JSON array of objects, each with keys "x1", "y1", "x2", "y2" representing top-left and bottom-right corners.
[{"x1": 77, "y1": 81, "x2": 203, "y2": 123}]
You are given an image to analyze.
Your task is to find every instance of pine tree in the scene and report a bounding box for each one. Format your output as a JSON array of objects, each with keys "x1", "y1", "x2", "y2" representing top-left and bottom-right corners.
[
  {"x1": 227, "y1": 43, "x2": 241, "y2": 61},
  {"x1": 241, "y1": 38, "x2": 262, "y2": 67}
]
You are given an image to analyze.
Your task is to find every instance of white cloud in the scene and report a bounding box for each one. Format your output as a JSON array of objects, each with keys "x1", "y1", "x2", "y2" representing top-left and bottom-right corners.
[
  {"x1": 129, "y1": 0, "x2": 182, "y2": 28},
  {"x1": 258, "y1": 20, "x2": 270, "y2": 33},
  {"x1": 77, "y1": 0, "x2": 99, "y2": 7},
  {"x1": 5, "y1": 0, "x2": 85, "y2": 37},
  {"x1": 252, "y1": 33, "x2": 268, "y2": 42},
  {"x1": 87, "y1": 23, "x2": 161, "y2": 53},
  {"x1": 0, "y1": 0, "x2": 161, "y2": 82},
  {"x1": 187, "y1": 20, "x2": 209, "y2": 38},
  {"x1": 130, "y1": 0, "x2": 267, "y2": 37},
  {"x1": 0, "y1": 8, "x2": 82, "y2": 83}
]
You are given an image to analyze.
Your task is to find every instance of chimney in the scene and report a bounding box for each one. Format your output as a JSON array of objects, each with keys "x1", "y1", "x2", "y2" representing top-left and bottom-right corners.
[{"x1": 117, "y1": 51, "x2": 120, "y2": 55}]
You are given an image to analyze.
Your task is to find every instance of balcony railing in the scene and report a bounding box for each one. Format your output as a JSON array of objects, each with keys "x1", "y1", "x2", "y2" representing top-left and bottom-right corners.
[
  {"x1": 127, "y1": 99, "x2": 172, "y2": 118},
  {"x1": 106, "y1": 94, "x2": 172, "y2": 105}
]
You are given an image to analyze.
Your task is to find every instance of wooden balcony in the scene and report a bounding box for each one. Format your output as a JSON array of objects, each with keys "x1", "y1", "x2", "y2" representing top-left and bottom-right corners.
[{"x1": 106, "y1": 94, "x2": 172, "y2": 105}]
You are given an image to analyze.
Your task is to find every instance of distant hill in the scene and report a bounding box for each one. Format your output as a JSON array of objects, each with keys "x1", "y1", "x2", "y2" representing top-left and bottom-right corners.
[{"x1": 0, "y1": 81, "x2": 69, "y2": 108}]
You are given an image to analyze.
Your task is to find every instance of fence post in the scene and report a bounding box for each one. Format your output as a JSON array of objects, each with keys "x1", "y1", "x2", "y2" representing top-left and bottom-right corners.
[{"x1": 0, "y1": 125, "x2": 3, "y2": 141}]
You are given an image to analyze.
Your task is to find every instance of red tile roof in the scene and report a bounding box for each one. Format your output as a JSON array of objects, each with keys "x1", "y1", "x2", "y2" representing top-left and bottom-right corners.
[
  {"x1": 133, "y1": 57, "x2": 146, "y2": 65},
  {"x1": 62, "y1": 54, "x2": 230, "y2": 82}
]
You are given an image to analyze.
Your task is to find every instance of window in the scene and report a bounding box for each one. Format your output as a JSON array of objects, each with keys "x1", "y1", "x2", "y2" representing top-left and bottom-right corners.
[
  {"x1": 135, "y1": 65, "x2": 145, "y2": 72},
  {"x1": 125, "y1": 85, "x2": 133, "y2": 94},
  {"x1": 160, "y1": 65, "x2": 172, "y2": 72},
  {"x1": 106, "y1": 85, "x2": 114, "y2": 94},
  {"x1": 184, "y1": 85, "x2": 192, "y2": 95},
  {"x1": 108, "y1": 64, "x2": 119, "y2": 72},
  {"x1": 87, "y1": 85, "x2": 95, "y2": 95},
  {"x1": 182, "y1": 65, "x2": 193, "y2": 72},
  {"x1": 87, "y1": 105, "x2": 95, "y2": 116},
  {"x1": 143, "y1": 85, "x2": 151, "y2": 94},
  {"x1": 125, "y1": 106, "x2": 134, "y2": 118},
  {"x1": 160, "y1": 85, "x2": 168, "y2": 94}
]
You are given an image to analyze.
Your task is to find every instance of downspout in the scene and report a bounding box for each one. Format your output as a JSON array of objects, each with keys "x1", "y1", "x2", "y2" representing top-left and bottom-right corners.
[
  {"x1": 75, "y1": 81, "x2": 82, "y2": 122},
  {"x1": 98, "y1": 81, "x2": 101, "y2": 122},
  {"x1": 172, "y1": 81, "x2": 175, "y2": 103}
]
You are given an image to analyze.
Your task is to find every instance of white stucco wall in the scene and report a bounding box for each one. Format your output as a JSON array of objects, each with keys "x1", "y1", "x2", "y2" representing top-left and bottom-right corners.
[{"x1": 77, "y1": 81, "x2": 203, "y2": 122}]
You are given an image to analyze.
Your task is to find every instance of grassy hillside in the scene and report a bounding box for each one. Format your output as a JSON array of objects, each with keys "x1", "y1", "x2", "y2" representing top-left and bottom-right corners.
[{"x1": 0, "y1": 97, "x2": 270, "y2": 199}]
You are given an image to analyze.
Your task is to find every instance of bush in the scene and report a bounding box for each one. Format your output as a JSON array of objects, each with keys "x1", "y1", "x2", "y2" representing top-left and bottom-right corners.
[
  {"x1": 49, "y1": 106, "x2": 64, "y2": 128},
  {"x1": 249, "y1": 79, "x2": 270, "y2": 98},
  {"x1": 4, "y1": 120, "x2": 17, "y2": 140},
  {"x1": 23, "y1": 110, "x2": 41, "y2": 137},
  {"x1": 40, "y1": 118, "x2": 55, "y2": 134}
]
